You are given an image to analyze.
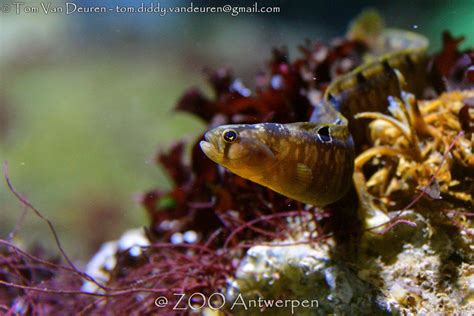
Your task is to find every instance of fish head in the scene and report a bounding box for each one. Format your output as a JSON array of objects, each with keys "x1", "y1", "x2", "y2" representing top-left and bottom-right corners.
[{"x1": 200, "y1": 124, "x2": 276, "y2": 180}]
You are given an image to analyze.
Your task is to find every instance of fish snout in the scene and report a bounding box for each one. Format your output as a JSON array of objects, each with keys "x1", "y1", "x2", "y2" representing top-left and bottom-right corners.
[{"x1": 200, "y1": 130, "x2": 222, "y2": 158}]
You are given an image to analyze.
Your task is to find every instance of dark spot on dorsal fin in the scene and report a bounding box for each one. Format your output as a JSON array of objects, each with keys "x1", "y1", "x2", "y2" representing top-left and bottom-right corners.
[
  {"x1": 405, "y1": 55, "x2": 415, "y2": 68},
  {"x1": 317, "y1": 126, "x2": 332, "y2": 143},
  {"x1": 383, "y1": 60, "x2": 393, "y2": 72},
  {"x1": 327, "y1": 93, "x2": 340, "y2": 108},
  {"x1": 356, "y1": 72, "x2": 367, "y2": 84},
  {"x1": 383, "y1": 60, "x2": 399, "y2": 79},
  {"x1": 327, "y1": 92, "x2": 336, "y2": 102}
]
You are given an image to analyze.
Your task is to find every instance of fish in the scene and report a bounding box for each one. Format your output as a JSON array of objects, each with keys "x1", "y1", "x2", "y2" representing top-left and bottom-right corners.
[
  {"x1": 200, "y1": 10, "x2": 429, "y2": 207},
  {"x1": 200, "y1": 122, "x2": 354, "y2": 206}
]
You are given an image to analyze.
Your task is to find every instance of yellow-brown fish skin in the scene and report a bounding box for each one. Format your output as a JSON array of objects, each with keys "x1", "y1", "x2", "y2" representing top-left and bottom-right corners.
[
  {"x1": 314, "y1": 27, "x2": 429, "y2": 148},
  {"x1": 200, "y1": 122, "x2": 355, "y2": 206}
]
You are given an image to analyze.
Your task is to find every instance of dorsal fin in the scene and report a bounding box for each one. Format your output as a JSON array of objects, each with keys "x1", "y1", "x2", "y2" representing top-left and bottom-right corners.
[
  {"x1": 309, "y1": 98, "x2": 349, "y2": 127},
  {"x1": 309, "y1": 98, "x2": 346, "y2": 124}
]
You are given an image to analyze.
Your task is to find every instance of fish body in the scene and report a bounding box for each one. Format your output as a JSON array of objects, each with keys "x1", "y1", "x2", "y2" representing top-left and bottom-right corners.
[
  {"x1": 200, "y1": 15, "x2": 429, "y2": 207},
  {"x1": 201, "y1": 122, "x2": 354, "y2": 206},
  {"x1": 323, "y1": 29, "x2": 428, "y2": 145}
]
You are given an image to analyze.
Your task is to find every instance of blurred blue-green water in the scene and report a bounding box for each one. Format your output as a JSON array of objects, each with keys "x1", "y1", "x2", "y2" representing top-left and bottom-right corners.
[{"x1": 0, "y1": 0, "x2": 473, "y2": 259}]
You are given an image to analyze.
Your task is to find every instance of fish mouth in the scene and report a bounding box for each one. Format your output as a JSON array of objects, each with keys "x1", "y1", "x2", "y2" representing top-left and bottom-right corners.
[
  {"x1": 204, "y1": 131, "x2": 212, "y2": 143},
  {"x1": 200, "y1": 131, "x2": 221, "y2": 160},
  {"x1": 199, "y1": 140, "x2": 213, "y2": 155}
]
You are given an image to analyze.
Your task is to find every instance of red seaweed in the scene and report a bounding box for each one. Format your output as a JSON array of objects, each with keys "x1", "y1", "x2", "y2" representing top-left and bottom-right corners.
[
  {"x1": 1, "y1": 29, "x2": 472, "y2": 314},
  {"x1": 430, "y1": 31, "x2": 474, "y2": 91}
]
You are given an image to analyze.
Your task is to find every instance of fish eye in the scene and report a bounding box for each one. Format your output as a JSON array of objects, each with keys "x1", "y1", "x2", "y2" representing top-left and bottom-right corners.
[
  {"x1": 222, "y1": 129, "x2": 238, "y2": 143},
  {"x1": 317, "y1": 126, "x2": 332, "y2": 143}
]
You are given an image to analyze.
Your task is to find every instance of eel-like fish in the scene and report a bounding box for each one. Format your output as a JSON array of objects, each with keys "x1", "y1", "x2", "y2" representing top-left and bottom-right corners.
[{"x1": 200, "y1": 11, "x2": 429, "y2": 207}]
